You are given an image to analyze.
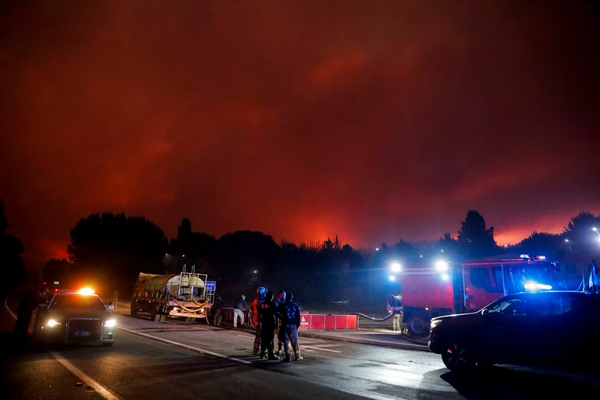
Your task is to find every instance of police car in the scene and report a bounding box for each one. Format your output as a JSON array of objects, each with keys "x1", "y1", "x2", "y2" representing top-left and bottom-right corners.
[{"x1": 33, "y1": 288, "x2": 117, "y2": 346}]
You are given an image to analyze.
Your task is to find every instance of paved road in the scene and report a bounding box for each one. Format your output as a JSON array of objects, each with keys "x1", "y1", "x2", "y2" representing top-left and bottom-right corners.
[{"x1": 2, "y1": 297, "x2": 599, "y2": 400}]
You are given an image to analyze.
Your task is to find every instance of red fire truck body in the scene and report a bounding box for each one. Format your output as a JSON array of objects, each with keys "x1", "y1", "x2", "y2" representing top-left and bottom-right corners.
[{"x1": 400, "y1": 256, "x2": 564, "y2": 337}]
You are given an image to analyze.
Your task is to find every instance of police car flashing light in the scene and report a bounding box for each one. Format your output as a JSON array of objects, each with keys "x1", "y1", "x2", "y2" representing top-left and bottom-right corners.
[{"x1": 524, "y1": 281, "x2": 552, "y2": 291}]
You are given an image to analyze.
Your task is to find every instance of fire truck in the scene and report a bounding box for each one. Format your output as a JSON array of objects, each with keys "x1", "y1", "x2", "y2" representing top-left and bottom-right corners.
[
  {"x1": 131, "y1": 269, "x2": 215, "y2": 323},
  {"x1": 399, "y1": 255, "x2": 565, "y2": 337}
]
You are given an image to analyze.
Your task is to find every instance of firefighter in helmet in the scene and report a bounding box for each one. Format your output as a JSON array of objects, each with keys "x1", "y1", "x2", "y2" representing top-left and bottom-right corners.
[
  {"x1": 387, "y1": 294, "x2": 403, "y2": 332},
  {"x1": 252, "y1": 286, "x2": 267, "y2": 356}
]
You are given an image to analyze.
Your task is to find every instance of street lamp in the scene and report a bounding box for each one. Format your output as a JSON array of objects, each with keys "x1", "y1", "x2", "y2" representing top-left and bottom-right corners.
[
  {"x1": 565, "y1": 239, "x2": 572, "y2": 253},
  {"x1": 593, "y1": 228, "x2": 600, "y2": 243},
  {"x1": 435, "y1": 261, "x2": 448, "y2": 272}
]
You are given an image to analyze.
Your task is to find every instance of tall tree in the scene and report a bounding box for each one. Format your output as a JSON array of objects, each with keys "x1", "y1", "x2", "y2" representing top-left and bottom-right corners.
[
  {"x1": 439, "y1": 233, "x2": 460, "y2": 260},
  {"x1": 563, "y1": 211, "x2": 600, "y2": 255},
  {"x1": 215, "y1": 230, "x2": 280, "y2": 280},
  {"x1": 457, "y1": 210, "x2": 500, "y2": 260},
  {"x1": 515, "y1": 231, "x2": 564, "y2": 259},
  {"x1": 0, "y1": 201, "x2": 6, "y2": 233},
  {"x1": 390, "y1": 239, "x2": 419, "y2": 261},
  {"x1": 42, "y1": 258, "x2": 76, "y2": 287},
  {"x1": 0, "y1": 201, "x2": 27, "y2": 295},
  {"x1": 169, "y1": 218, "x2": 217, "y2": 260},
  {"x1": 68, "y1": 212, "x2": 167, "y2": 296}
]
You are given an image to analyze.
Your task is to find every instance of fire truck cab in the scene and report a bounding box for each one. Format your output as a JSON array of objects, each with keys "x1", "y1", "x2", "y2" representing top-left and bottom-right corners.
[{"x1": 399, "y1": 255, "x2": 565, "y2": 337}]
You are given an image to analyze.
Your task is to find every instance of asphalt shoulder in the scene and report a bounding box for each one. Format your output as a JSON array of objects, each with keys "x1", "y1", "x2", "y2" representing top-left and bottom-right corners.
[{"x1": 298, "y1": 329, "x2": 430, "y2": 351}]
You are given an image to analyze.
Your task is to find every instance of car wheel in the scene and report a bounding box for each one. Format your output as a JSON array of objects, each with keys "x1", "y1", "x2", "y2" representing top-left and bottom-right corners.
[
  {"x1": 103, "y1": 342, "x2": 114, "y2": 347},
  {"x1": 407, "y1": 311, "x2": 430, "y2": 337},
  {"x1": 130, "y1": 302, "x2": 138, "y2": 316},
  {"x1": 150, "y1": 305, "x2": 159, "y2": 321},
  {"x1": 442, "y1": 343, "x2": 475, "y2": 372}
]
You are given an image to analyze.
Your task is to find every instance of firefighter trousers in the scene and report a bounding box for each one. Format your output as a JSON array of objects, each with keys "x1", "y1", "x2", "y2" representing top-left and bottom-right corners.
[{"x1": 393, "y1": 313, "x2": 403, "y2": 332}]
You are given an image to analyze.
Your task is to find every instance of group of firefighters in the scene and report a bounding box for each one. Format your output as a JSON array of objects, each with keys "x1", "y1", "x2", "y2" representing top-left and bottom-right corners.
[
  {"x1": 214, "y1": 288, "x2": 303, "y2": 361},
  {"x1": 253, "y1": 287, "x2": 303, "y2": 361}
]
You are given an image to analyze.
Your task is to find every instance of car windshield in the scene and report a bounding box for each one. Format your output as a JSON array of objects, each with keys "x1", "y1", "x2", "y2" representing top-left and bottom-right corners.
[{"x1": 50, "y1": 294, "x2": 106, "y2": 310}]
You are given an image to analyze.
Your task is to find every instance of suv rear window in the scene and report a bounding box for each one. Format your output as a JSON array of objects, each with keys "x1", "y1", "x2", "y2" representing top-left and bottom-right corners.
[{"x1": 486, "y1": 297, "x2": 529, "y2": 316}]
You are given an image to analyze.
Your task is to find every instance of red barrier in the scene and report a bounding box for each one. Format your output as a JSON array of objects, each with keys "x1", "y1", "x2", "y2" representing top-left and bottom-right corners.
[
  {"x1": 325, "y1": 315, "x2": 336, "y2": 330},
  {"x1": 346, "y1": 315, "x2": 357, "y2": 329},
  {"x1": 300, "y1": 313, "x2": 311, "y2": 330},
  {"x1": 309, "y1": 314, "x2": 325, "y2": 330},
  {"x1": 298, "y1": 313, "x2": 358, "y2": 331}
]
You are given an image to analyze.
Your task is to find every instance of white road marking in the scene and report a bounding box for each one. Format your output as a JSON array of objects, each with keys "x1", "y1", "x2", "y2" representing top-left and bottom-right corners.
[
  {"x1": 5, "y1": 296, "x2": 122, "y2": 400},
  {"x1": 50, "y1": 351, "x2": 122, "y2": 400},
  {"x1": 302, "y1": 345, "x2": 342, "y2": 353},
  {"x1": 359, "y1": 390, "x2": 408, "y2": 400},
  {"x1": 303, "y1": 343, "x2": 340, "y2": 348},
  {"x1": 119, "y1": 327, "x2": 252, "y2": 364},
  {"x1": 4, "y1": 296, "x2": 17, "y2": 320}
]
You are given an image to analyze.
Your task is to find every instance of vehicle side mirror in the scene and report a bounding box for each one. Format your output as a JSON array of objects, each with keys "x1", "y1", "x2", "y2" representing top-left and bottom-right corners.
[
  {"x1": 482, "y1": 309, "x2": 489, "y2": 316},
  {"x1": 107, "y1": 302, "x2": 114, "y2": 311}
]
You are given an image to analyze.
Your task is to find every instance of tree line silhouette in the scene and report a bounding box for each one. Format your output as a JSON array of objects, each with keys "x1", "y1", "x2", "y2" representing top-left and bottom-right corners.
[
  {"x1": 39, "y1": 209, "x2": 600, "y2": 308},
  {"x1": 1, "y1": 198, "x2": 598, "y2": 308}
]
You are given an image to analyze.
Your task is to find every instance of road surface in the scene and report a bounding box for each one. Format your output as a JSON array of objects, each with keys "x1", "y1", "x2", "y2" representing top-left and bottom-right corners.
[{"x1": 2, "y1": 296, "x2": 598, "y2": 400}]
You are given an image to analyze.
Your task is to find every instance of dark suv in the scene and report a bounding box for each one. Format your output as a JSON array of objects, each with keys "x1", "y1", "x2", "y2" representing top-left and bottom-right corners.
[{"x1": 429, "y1": 291, "x2": 600, "y2": 373}]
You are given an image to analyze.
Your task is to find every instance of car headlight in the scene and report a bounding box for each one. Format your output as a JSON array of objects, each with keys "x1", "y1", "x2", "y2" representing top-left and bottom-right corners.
[
  {"x1": 430, "y1": 319, "x2": 443, "y2": 330},
  {"x1": 104, "y1": 319, "x2": 117, "y2": 328},
  {"x1": 47, "y1": 319, "x2": 60, "y2": 327}
]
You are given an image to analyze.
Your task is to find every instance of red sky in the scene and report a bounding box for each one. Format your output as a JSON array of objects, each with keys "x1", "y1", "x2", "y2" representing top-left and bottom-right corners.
[{"x1": 1, "y1": 1, "x2": 599, "y2": 267}]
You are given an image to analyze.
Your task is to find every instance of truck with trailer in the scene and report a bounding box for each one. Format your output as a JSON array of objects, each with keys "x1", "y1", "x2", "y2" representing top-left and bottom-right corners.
[
  {"x1": 131, "y1": 269, "x2": 215, "y2": 323},
  {"x1": 399, "y1": 255, "x2": 565, "y2": 337}
]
